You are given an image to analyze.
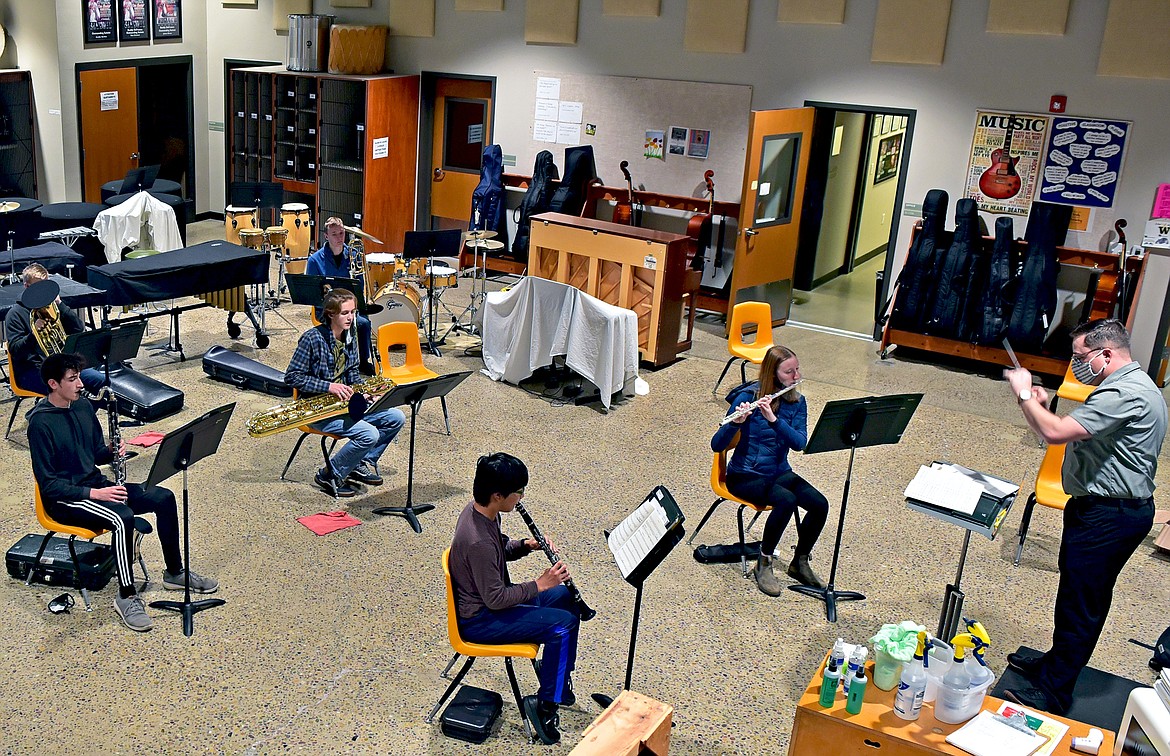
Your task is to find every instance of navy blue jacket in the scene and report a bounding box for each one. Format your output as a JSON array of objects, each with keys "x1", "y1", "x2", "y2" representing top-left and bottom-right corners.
[{"x1": 711, "y1": 382, "x2": 808, "y2": 478}]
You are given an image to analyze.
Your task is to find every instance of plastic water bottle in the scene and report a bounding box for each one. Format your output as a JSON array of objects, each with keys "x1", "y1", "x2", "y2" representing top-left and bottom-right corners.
[
  {"x1": 845, "y1": 667, "x2": 868, "y2": 715},
  {"x1": 893, "y1": 634, "x2": 928, "y2": 721},
  {"x1": 831, "y1": 637, "x2": 847, "y2": 670},
  {"x1": 842, "y1": 646, "x2": 868, "y2": 695}
]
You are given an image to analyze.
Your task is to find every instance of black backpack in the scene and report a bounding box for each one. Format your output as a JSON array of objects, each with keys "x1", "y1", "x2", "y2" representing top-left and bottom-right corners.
[
  {"x1": 511, "y1": 150, "x2": 559, "y2": 262},
  {"x1": 971, "y1": 217, "x2": 1016, "y2": 345},
  {"x1": 926, "y1": 198, "x2": 980, "y2": 339},
  {"x1": 889, "y1": 189, "x2": 948, "y2": 332},
  {"x1": 470, "y1": 144, "x2": 508, "y2": 247},
  {"x1": 548, "y1": 145, "x2": 596, "y2": 216},
  {"x1": 1005, "y1": 204, "x2": 1061, "y2": 352}
]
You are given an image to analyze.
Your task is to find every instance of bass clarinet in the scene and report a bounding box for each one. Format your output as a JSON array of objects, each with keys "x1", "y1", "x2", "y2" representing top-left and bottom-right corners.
[
  {"x1": 514, "y1": 501, "x2": 596, "y2": 621},
  {"x1": 100, "y1": 386, "x2": 127, "y2": 485}
]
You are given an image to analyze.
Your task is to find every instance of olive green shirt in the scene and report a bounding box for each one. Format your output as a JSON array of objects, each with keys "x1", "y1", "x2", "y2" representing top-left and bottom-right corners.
[{"x1": 1063, "y1": 362, "x2": 1167, "y2": 498}]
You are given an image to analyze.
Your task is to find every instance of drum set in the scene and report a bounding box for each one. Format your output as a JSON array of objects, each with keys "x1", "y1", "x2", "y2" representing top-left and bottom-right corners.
[{"x1": 354, "y1": 227, "x2": 462, "y2": 337}]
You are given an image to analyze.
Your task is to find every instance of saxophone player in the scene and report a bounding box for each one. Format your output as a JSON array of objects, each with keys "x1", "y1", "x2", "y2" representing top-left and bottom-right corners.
[
  {"x1": 284, "y1": 288, "x2": 404, "y2": 498},
  {"x1": 305, "y1": 217, "x2": 376, "y2": 375},
  {"x1": 3, "y1": 264, "x2": 104, "y2": 394},
  {"x1": 28, "y1": 353, "x2": 219, "y2": 633},
  {"x1": 448, "y1": 453, "x2": 583, "y2": 746}
]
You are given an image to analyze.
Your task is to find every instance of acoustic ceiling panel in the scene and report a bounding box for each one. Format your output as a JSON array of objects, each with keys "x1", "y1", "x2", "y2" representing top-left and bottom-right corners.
[
  {"x1": 602, "y1": 0, "x2": 660, "y2": 16},
  {"x1": 389, "y1": 0, "x2": 435, "y2": 37},
  {"x1": 526, "y1": 0, "x2": 580, "y2": 45},
  {"x1": 1098, "y1": 0, "x2": 1170, "y2": 79},
  {"x1": 778, "y1": 0, "x2": 846, "y2": 24},
  {"x1": 684, "y1": 0, "x2": 749, "y2": 53},
  {"x1": 455, "y1": 0, "x2": 504, "y2": 10},
  {"x1": 872, "y1": 0, "x2": 951, "y2": 65}
]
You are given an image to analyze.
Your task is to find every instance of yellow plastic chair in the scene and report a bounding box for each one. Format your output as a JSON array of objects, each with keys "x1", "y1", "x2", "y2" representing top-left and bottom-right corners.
[
  {"x1": 32, "y1": 484, "x2": 108, "y2": 612},
  {"x1": 1047, "y1": 364, "x2": 1094, "y2": 415},
  {"x1": 687, "y1": 432, "x2": 801, "y2": 578},
  {"x1": 425, "y1": 548, "x2": 540, "y2": 743},
  {"x1": 1013, "y1": 443, "x2": 1071, "y2": 566},
  {"x1": 713, "y1": 301, "x2": 774, "y2": 396},
  {"x1": 5, "y1": 345, "x2": 45, "y2": 440},
  {"x1": 279, "y1": 388, "x2": 344, "y2": 495},
  {"x1": 377, "y1": 321, "x2": 451, "y2": 435}
]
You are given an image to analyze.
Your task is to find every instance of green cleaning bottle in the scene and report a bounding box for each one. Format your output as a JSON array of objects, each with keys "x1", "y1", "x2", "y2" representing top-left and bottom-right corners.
[
  {"x1": 820, "y1": 658, "x2": 842, "y2": 708},
  {"x1": 845, "y1": 666, "x2": 867, "y2": 715}
]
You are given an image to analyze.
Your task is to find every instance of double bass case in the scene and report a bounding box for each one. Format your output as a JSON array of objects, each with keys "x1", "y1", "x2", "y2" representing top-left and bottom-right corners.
[{"x1": 201, "y1": 345, "x2": 293, "y2": 398}]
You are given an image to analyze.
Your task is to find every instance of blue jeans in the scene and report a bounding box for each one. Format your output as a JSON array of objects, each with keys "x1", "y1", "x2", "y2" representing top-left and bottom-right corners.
[
  {"x1": 459, "y1": 585, "x2": 580, "y2": 704},
  {"x1": 310, "y1": 408, "x2": 405, "y2": 481}
]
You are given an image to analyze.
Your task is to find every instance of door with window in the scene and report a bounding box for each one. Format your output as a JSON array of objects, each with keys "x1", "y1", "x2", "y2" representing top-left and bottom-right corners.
[{"x1": 428, "y1": 77, "x2": 494, "y2": 228}]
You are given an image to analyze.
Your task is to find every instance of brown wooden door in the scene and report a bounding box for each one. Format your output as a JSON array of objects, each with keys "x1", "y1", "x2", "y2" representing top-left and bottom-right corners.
[
  {"x1": 730, "y1": 107, "x2": 815, "y2": 328},
  {"x1": 429, "y1": 77, "x2": 493, "y2": 227},
  {"x1": 79, "y1": 67, "x2": 140, "y2": 203}
]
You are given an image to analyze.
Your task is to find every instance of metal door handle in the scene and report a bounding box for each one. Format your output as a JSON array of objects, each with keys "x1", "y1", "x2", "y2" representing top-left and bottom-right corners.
[
  {"x1": 130, "y1": 152, "x2": 141, "y2": 161},
  {"x1": 433, "y1": 168, "x2": 445, "y2": 181},
  {"x1": 744, "y1": 228, "x2": 758, "y2": 237}
]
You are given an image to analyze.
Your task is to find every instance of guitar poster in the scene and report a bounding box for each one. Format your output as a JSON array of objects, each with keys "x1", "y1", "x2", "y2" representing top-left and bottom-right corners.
[
  {"x1": 965, "y1": 110, "x2": 1050, "y2": 216},
  {"x1": 1036, "y1": 116, "x2": 1131, "y2": 209}
]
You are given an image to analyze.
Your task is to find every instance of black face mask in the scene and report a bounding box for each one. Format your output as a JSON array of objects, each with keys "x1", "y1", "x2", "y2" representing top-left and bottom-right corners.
[{"x1": 48, "y1": 592, "x2": 75, "y2": 614}]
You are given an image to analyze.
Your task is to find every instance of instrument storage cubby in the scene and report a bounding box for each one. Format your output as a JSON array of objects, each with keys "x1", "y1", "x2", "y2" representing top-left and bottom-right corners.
[
  {"x1": 229, "y1": 69, "x2": 275, "y2": 185},
  {"x1": 0, "y1": 70, "x2": 38, "y2": 198}
]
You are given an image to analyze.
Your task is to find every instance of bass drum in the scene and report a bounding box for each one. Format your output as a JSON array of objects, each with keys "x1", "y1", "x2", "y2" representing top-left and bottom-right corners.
[{"x1": 368, "y1": 281, "x2": 421, "y2": 334}]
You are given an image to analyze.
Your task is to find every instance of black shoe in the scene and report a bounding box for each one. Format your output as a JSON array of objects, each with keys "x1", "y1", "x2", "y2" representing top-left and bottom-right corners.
[
  {"x1": 522, "y1": 696, "x2": 560, "y2": 745},
  {"x1": 359, "y1": 362, "x2": 377, "y2": 376},
  {"x1": 347, "y1": 462, "x2": 383, "y2": 486},
  {"x1": 560, "y1": 675, "x2": 575, "y2": 707},
  {"x1": 314, "y1": 469, "x2": 356, "y2": 498},
  {"x1": 1004, "y1": 686, "x2": 1066, "y2": 716},
  {"x1": 1007, "y1": 650, "x2": 1044, "y2": 678}
]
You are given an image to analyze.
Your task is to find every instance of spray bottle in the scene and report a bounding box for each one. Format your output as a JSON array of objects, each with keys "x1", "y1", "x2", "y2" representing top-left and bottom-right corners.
[
  {"x1": 842, "y1": 645, "x2": 868, "y2": 695},
  {"x1": 964, "y1": 619, "x2": 994, "y2": 689},
  {"x1": 819, "y1": 658, "x2": 842, "y2": 708},
  {"x1": 893, "y1": 631, "x2": 928, "y2": 721},
  {"x1": 935, "y1": 634, "x2": 977, "y2": 724},
  {"x1": 845, "y1": 664, "x2": 868, "y2": 715}
]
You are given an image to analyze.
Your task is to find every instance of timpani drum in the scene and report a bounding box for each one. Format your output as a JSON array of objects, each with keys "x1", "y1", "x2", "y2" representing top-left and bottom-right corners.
[
  {"x1": 280, "y1": 202, "x2": 312, "y2": 257},
  {"x1": 365, "y1": 252, "x2": 403, "y2": 294},
  {"x1": 224, "y1": 205, "x2": 257, "y2": 245},
  {"x1": 423, "y1": 265, "x2": 458, "y2": 290},
  {"x1": 264, "y1": 225, "x2": 289, "y2": 250},
  {"x1": 238, "y1": 228, "x2": 266, "y2": 249},
  {"x1": 369, "y1": 281, "x2": 422, "y2": 331}
]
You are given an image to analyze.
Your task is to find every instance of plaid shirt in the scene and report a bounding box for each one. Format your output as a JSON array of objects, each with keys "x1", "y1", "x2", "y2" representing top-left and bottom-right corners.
[{"x1": 285, "y1": 324, "x2": 360, "y2": 395}]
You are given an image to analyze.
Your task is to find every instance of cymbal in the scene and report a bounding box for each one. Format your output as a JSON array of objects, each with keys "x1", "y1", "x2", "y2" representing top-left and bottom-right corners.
[
  {"x1": 462, "y1": 229, "x2": 498, "y2": 241},
  {"x1": 0, "y1": 201, "x2": 20, "y2": 213},
  {"x1": 467, "y1": 238, "x2": 504, "y2": 250},
  {"x1": 343, "y1": 225, "x2": 384, "y2": 245}
]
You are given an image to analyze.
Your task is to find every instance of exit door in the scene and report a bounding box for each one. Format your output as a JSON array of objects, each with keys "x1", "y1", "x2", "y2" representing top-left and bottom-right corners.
[
  {"x1": 79, "y1": 67, "x2": 140, "y2": 203},
  {"x1": 427, "y1": 76, "x2": 494, "y2": 228}
]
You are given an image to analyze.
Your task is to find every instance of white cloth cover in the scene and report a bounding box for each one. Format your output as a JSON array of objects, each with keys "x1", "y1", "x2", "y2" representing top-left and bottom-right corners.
[
  {"x1": 482, "y1": 277, "x2": 639, "y2": 409},
  {"x1": 93, "y1": 191, "x2": 183, "y2": 263}
]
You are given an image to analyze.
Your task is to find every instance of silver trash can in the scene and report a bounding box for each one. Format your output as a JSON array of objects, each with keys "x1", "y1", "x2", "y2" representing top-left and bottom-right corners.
[{"x1": 287, "y1": 14, "x2": 334, "y2": 72}]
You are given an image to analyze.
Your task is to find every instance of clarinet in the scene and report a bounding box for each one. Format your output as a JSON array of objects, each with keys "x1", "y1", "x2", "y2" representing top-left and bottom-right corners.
[
  {"x1": 514, "y1": 501, "x2": 596, "y2": 621},
  {"x1": 100, "y1": 386, "x2": 126, "y2": 485}
]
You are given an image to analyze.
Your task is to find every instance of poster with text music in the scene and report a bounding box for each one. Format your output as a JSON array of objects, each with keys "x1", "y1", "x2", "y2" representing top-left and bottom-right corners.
[
  {"x1": 1037, "y1": 116, "x2": 1130, "y2": 209},
  {"x1": 84, "y1": 0, "x2": 116, "y2": 43},
  {"x1": 965, "y1": 110, "x2": 1050, "y2": 216}
]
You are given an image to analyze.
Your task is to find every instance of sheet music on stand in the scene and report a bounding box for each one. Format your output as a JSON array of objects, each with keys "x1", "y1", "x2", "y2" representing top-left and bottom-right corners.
[{"x1": 606, "y1": 486, "x2": 685, "y2": 585}]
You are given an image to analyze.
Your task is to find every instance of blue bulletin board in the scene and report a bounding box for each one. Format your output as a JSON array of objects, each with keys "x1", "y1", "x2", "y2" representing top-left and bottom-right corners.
[{"x1": 1038, "y1": 116, "x2": 1131, "y2": 209}]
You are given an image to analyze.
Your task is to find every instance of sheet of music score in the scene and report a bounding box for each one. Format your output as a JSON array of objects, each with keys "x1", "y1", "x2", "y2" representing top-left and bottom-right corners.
[{"x1": 607, "y1": 489, "x2": 672, "y2": 579}]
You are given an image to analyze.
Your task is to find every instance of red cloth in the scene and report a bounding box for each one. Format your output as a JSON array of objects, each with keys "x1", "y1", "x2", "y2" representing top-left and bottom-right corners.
[
  {"x1": 127, "y1": 431, "x2": 166, "y2": 447},
  {"x1": 297, "y1": 511, "x2": 362, "y2": 535}
]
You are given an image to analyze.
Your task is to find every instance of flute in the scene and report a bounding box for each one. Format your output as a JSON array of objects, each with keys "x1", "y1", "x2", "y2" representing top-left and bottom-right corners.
[
  {"x1": 719, "y1": 380, "x2": 804, "y2": 425},
  {"x1": 514, "y1": 501, "x2": 596, "y2": 621}
]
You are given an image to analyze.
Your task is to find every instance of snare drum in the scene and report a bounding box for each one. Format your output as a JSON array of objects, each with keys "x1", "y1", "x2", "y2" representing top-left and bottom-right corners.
[
  {"x1": 224, "y1": 205, "x2": 257, "y2": 245},
  {"x1": 238, "y1": 228, "x2": 265, "y2": 249},
  {"x1": 365, "y1": 252, "x2": 403, "y2": 293},
  {"x1": 280, "y1": 202, "x2": 312, "y2": 257},
  {"x1": 264, "y1": 226, "x2": 289, "y2": 250},
  {"x1": 369, "y1": 281, "x2": 422, "y2": 332},
  {"x1": 423, "y1": 265, "x2": 458, "y2": 290}
]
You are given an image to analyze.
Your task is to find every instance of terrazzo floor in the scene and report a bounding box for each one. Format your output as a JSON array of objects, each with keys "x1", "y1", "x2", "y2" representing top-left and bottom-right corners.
[{"x1": 1, "y1": 220, "x2": 1166, "y2": 754}]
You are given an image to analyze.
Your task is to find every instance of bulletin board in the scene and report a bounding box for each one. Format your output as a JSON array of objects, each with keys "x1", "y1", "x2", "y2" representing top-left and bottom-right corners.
[{"x1": 518, "y1": 70, "x2": 753, "y2": 202}]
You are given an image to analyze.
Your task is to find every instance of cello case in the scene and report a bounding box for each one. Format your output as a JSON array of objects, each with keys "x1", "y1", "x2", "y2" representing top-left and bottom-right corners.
[
  {"x1": 889, "y1": 189, "x2": 948, "y2": 332},
  {"x1": 469, "y1": 144, "x2": 509, "y2": 248},
  {"x1": 548, "y1": 145, "x2": 596, "y2": 216},
  {"x1": 1004, "y1": 203, "x2": 1062, "y2": 352},
  {"x1": 511, "y1": 150, "x2": 559, "y2": 262},
  {"x1": 971, "y1": 217, "x2": 1015, "y2": 345},
  {"x1": 926, "y1": 198, "x2": 980, "y2": 339}
]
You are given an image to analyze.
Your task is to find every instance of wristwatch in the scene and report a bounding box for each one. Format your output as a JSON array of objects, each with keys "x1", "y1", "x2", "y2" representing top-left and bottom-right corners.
[{"x1": 1018, "y1": 388, "x2": 1033, "y2": 403}]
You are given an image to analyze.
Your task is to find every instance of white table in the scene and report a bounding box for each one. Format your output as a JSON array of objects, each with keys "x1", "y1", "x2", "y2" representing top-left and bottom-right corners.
[{"x1": 482, "y1": 277, "x2": 638, "y2": 409}]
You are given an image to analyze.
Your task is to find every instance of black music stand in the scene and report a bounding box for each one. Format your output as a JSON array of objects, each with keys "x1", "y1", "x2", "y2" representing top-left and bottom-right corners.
[
  {"x1": 284, "y1": 273, "x2": 378, "y2": 315},
  {"x1": 402, "y1": 229, "x2": 462, "y2": 357},
  {"x1": 788, "y1": 393, "x2": 922, "y2": 622},
  {"x1": 370, "y1": 371, "x2": 471, "y2": 533},
  {"x1": 146, "y1": 403, "x2": 235, "y2": 637},
  {"x1": 119, "y1": 164, "x2": 161, "y2": 194},
  {"x1": 591, "y1": 485, "x2": 686, "y2": 710},
  {"x1": 64, "y1": 320, "x2": 147, "y2": 387},
  {"x1": 230, "y1": 181, "x2": 283, "y2": 228}
]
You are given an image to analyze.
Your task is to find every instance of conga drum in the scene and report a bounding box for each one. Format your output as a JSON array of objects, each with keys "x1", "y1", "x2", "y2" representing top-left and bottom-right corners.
[
  {"x1": 238, "y1": 228, "x2": 265, "y2": 250},
  {"x1": 280, "y1": 202, "x2": 312, "y2": 257},
  {"x1": 224, "y1": 205, "x2": 257, "y2": 245},
  {"x1": 264, "y1": 226, "x2": 289, "y2": 251}
]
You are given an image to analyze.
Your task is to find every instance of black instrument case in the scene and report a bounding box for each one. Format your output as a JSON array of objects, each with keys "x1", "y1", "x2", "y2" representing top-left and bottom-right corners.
[
  {"x1": 202, "y1": 345, "x2": 292, "y2": 398},
  {"x1": 6, "y1": 534, "x2": 115, "y2": 589},
  {"x1": 109, "y1": 362, "x2": 184, "y2": 422},
  {"x1": 440, "y1": 686, "x2": 502, "y2": 744}
]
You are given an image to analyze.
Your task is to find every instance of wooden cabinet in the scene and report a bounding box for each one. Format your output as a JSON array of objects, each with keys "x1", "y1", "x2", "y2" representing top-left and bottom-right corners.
[
  {"x1": 228, "y1": 66, "x2": 419, "y2": 251},
  {"x1": 789, "y1": 661, "x2": 1114, "y2": 756},
  {"x1": 570, "y1": 690, "x2": 672, "y2": 755},
  {"x1": 529, "y1": 212, "x2": 693, "y2": 366},
  {"x1": 0, "y1": 70, "x2": 37, "y2": 198}
]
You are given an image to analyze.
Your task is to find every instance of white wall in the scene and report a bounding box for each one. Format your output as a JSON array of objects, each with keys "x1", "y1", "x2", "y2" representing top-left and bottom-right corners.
[
  {"x1": 814, "y1": 111, "x2": 865, "y2": 282},
  {"x1": 856, "y1": 120, "x2": 904, "y2": 258}
]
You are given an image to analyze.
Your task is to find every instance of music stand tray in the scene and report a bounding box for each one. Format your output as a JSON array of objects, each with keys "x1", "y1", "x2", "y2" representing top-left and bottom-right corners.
[
  {"x1": 369, "y1": 371, "x2": 471, "y2": 533},
  {"x1": 146, "y1": 402, "x2": 236, "y2": 637},
  {"x1": 790, "y1": 393, "x2": 922, "y2": 622},
  {"x1": 119, "y1": 164, "x2": 161, "y2": 194}
]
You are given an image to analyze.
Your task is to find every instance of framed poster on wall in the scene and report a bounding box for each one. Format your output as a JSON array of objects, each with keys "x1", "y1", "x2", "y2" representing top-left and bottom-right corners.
[
  {"x1": 875, "y1": 133, "x2": 902, "y2": 184},
  {"x1": 84, "y1": 0, "x2": 117, "y2": 43},
  {"x1": 152, "y1": 0, "x2": 182, "y2": 39},
  {"x1": 119, "y1": 0, "x2": 150, "y2": 41},
  {"x1": 1036, "y1": 116, "x2": 1131, "y2": 209},
  {"x1": 965, "y1": 110, "x2": 1050, "y2": 216}
]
